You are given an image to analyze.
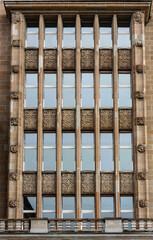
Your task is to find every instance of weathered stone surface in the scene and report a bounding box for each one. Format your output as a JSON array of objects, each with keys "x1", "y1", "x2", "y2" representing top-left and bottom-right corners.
[
  {"x1": 62, "y1": 109, "x2": 75, "y2": 130},
  {"x1": 63, "y1": 49, "x2": 75, "y2": 70},
  {"x1": 100, "y1": 109, "x2": 113, "y2": 130},
  {"x1": 12, "y1": 12, "x2": 20, "y2": 24},
  {"x1": 23, "y1": 173, "x2": 37, "y2": 194},
  {"x1": 120, "y1": 173, "x2": 134, "y2": 194},
  {"x1": 9, "y1": 200, "x2": 18, "y2": 208},
  {"x1": 10, "y1": 117, "x2": 20, "y2": 126},
  {"x1": 25, "y1": 49, "x2": 38, "y2": 70},
  {"x1": 81, "y1": 172, "x2": 95, "y2": 194},
  {"x1": 11, "y1": 65, "x2": 19, "y2": 73},
  {"x1": 118, "y1": 49, "x2": 131, "y2": 70},
  {"x1": 135, "y1": 91, "x2": 145, "y2": 99},
  {"x1": 81, "y1": 49, "x2": 94, "y2": 69},
  {"x1": 42, "y1": 173, "x2": 56, "y2": 194},
  {"x1": 62, "y1": 173, "x2": 75, "y2": 194},
  {"x1": 119, "y1": 109, "x2": 132, "y2": 130},
  {"x1": 10, "y1": 91, "x2": 20, "y2": 100},
  {"x1": 139, "y1": 199, "x2": 147, "y2": 208},
  {"x1": 101, "y1": 173, "x2": 114, "y2": 194},
  {"x1": 44, "y1": 49, "x2": 57, "y2": 70},
  {"x1": 99, "y1": 49, "x2": 112, "y2": 70},
  {"x1": 24, "y1": 110, "x2": 37, "y2": 130},
  {"x1": 43, "y1": 109, "x2": 56, "y2": 130},
  {"x1": 137, "y1": 171, "x2": 146, "y2": 180},
  {"x1": 81, "y1": 109, "x2": 94, "y2": 130},
  {"x1": 137, "y1": 144, "x2": 146, "y2": 153},
  {"x1": 10, "y1": 145, "x2": 18, "y2": 153},
  {"x1": 132, "y1": 12, "x2": 144, "y2": 24},
  {"x1": 9, "y1": 172, "x2": 17, "y2": 181},
  {"x1": 136, "y1": 117, "x2": 146, "y2": 125}
]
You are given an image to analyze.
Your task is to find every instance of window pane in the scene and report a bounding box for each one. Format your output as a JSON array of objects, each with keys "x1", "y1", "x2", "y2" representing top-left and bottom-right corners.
[
  {"x1": 120, "y1": 212, "x2": 134, "y2": 218},
  {"x1": 82, "y1": 149, "x2": 94, "y2": 170},
  {"x1": 26, "y1": 88, "x2": 38, "y2": 108},
  {"x1": 26, "y1": 74, "x2": 37, "y2": 86},
  {"x1": 101, "y1": 149, "x2": 113, "y2": 171},
  {"x1": 82, "y1": 88, "x2": 94, "y2": 107},
  {"x1": 82, "y1": 133, "x2": 94, "y2": 146},
  {"x1": 101, "y1": 133, "x2": 113, "y2": 146},
  {"x1": 101, "y1": 197, "x2": 114, "y2": 211},
  {"x1": 45, "y1": 34, "x2": 57, "y2": 48},
  {"x1": 63, "y1": 34, "x2": 75, "y2": 48},
  {"x1": 43, "y1": 212, "x2": 56, "y2": 218},
  {"x1": 63, "y1": 197, "x2": 75, "y2": 210},
  {"x1": 44, "y1": 133, "x2": 56, "y2": 146},
  {"x1": 24, "y1": 149, "x2": 37, "y2": 171},
  {"x1": 119, "y1": 88, "x2": 131, "y2": 107},
  {"x1": 63, "y1": 133, "x2": 75, "y2": 146},
  {"x1": 119, "y1": 74, "x2": 131, "y2": 86},
  {"x1": 63, "y1": 74, "x2": 75, "y2": 86},
  {"x1": 27, "y1": 34, "x2": 39, "y2": 48},
  {"x1": 82, "y1": 197, "x2": 94, "y2": 210},
  {"x1": 63, "y1": 88, "x2": 75, "y2": 107},
  {"x1": 82, "y1": 34, "x2": 94, "y2": 48},
  {"x1": 62, "y1": 149, "x2": 75, "y2": 171},
  {"x1": 100, "y1": 74, "x2": 112, "y2": 86},
  {"x1": 25, "y1": 133, "x2": 37, "y2": 147},
  {"x1": 44, "y1": 74, "x2": 56, "y2": 86},
  {"x1": 121, "y1": 196, "x2": 133, "y2": 211},
  {"x1": 82, "y1": 73, "x2": 94, "y2": 86},
  {"x1": 118, "y1": 34, "x2": 131, "y2": 48},
  {"x1": 120, "y1": 149, "x2": 132, "y2": 171},
  {"x1": 44, "y1": 88, "x2": 56, "y2": 108},
  {"x1": 24, "y1": 196, "x2": 36, "y2": 211},
  {"x1": 120, "y1": 133, "x2": 132, "y2": 146},
  {"x1": 100, "y1": 28, "x2": 112, "y2": 48},
  {"x1": 82, "y1": 213, "x2": 95, "y2": 219},
  {"x1": 44, "y1": 149, "x2": 56, "y2": 171},
  {"x1": 101, "y1": 212, "x2": 114, "y2": 218},
  {"x1": 100, "y1": 88, "x2": 113, "y2": 107},
  {"x1": 43, "y1": 197, "x2": 55, "y2": 211}
]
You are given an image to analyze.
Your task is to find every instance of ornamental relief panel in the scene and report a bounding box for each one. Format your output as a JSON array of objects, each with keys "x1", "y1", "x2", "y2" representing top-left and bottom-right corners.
[
  {"x1": 120, "y1": 173, "x2": 134, "y2": 194},
  {"x1": 99, "y1": 49, "x2": 112, "y2": 70},
  {"x1": 12, "y1": 12, "x2": 20, "y2": 24},
  {"x1": 100, "y1": 173, "x2": 114, "y2": 194},
  {"x1": 100, "y1": 109, "x2": 113, "y2": 130},
  {"x1": 25, "y1": 49, "x2": 38, "y2": 70},
  {"x1": 42, "y1": 173, "x2": 56, "y2": 194},
  {"x1": 43, "y1": 109, "x2": 56, "y2": 130},
  {"x1": 81, "y1": 109, "x2": 94, "y2": 130},
  {"x1": 23, "y1": 173, "x2": 37, "y2": 194},
  {"x1": 62, "y1": 173, "x2": 75, "y2": 194},
  {"x1": 132, "y1": 12, "x2": 144, "y2": 24},
  {"x1": 62, "y1": 109, "x2": 75, "y2": 130},
  {"x1": 44, "y1": 49, "x2": 57, "y2": 70},
  {"x1": 10, "y1": 117, "x2": 20, "y2": 126},
  {"x1": 119, "y1": 109, "x2": 132, "y2": 130},
  {"x1": 24, "y1": 110, "x2": 37, "y2": 130},
  {"x1": 118, "y1": 49, "x2": 131, "y2": 70},
  {"x1": 63, "y1": 49, "x2": 75, "y2": 70},
  {"x1": 81, "y1": 49, "x2": 94, "y2": 70},
  {"x1": 81, "y1": 172, "x2": 95, "y2": 194}
]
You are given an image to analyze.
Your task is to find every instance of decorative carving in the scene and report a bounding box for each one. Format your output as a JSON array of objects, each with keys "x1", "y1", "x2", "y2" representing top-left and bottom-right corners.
[
  {"x1": 81, "y1": 109, "x2": 94, "y2": 130},
  {"x1": 12, "y1": 12, "x2": 20, "y2": 24},
  {"x1": 10, "y1": 91, "x2": 20, "y2": 100},
  {"x1": 10, "y1": 145, "x2": 18, "y2": 153},
  {"x1": 99, "y1": 49, "x2": 112, "y2": 70},
  {"x1": 137, "y1": 171, "x2": 146, "y2": 180},
  {"x1": 24, "y1": 110, "x2": 37, "y2": 130},
  {"x1": 42, "y1": 174, "x2": 56, "y2": 194},
  {"x1": 136, "y1": 117, "x2": 146, "y2": 125},
  {"x1": 101, "y1": 173, "x2": 114, "y2": 194},
  {"x1": 137, "y1": 144, "x2": 145, "y2": 153},
  {"x1": 81, "y1": 173, "x2": 95, "y2": 194},
  {"x1": 136, "y1": 64, "x2": 144, "y2": 73},
  {"x1": 44, "y1": 49, "x2": 57, "y2": 70},
  {"x1": 118, "y1": 49, "x2": 131, "y2": 70},
  {"x1": 120, "y1": 173, "x2": 134, "y2": 194},
  {"x1": 81, "y1": 49, "x2": 94, "y2": 70},
  {"x1": 119, "y1": 109, "x2": 132, "y2": 130},
  {"x1": 135, "y1": 40, "x2": 143, "y2": 47},
  {"x1": 63, "y1": 49, "x2": 75, "y2": 70},
  {"x1": 43, "y1": 110, "x2": 56, "y2": 130},
  {"x1": 62, "y1": 109, "x2": 75, "y2": 130},
  {"x1": 9, "y1": 172, "x2": 17, "y2": 181},
  {"x1": 9, "y1": 200, "x2": 17, "y2": 208},
  {"x1": 132, "y1": 12, "x2": 144, "y2": 24},
  {"x1": 100, "y1": 109, "x2": 113, "y2": 130},
  {"x1": 23, "y1": 174, "x2": 37, "y2": 194},
  {"x1": 12, "y1": 40, "x2": 20, "y2": 47},
  {"x1": 139, "y1": 199, "x2": 147, "y2": 208},
  {"x1": 25, "y1": 49, "x2": 38, "y2": 70},
  {"x1": 62, "y1": 173, "x2": 75, "y2": 194},
  {"x1": 11, "y1": 65, "x2": 19, "y2": 73},
  {"x1": 10, "y1": 117, "x2": 20, "y2": 126},
  {"x1": 135, "y1": 91, "x2": 145, "y2": 99}
]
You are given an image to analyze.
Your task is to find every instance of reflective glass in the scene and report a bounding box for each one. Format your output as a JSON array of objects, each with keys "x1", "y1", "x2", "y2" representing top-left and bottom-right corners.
[
  {"x1": 101, "y1": 212, "x2": 114, "y2": 218},
  {"x1": 120, "y1": 212, "x2": 134, "y2": 218},
  {"x1": 26, "y1": 88, "x2": 38, "y2": 108},
  {"x1": 82, "y1": 27, "x2": 93, "y2": 33},
  {"x1": 63, "y1": 197, "x2": 75, "y2": 210},
  {"x1": 100, "y1": 74, "x2": 112, "y2": 86},
  {"x1": 82, "y1": 88, "x2": 94, "y2": 107},
  {"x1": 82, "y1": 73, "x2": 94, "y2": 86},
  {"x1": 27, "y1": 28, "x2": 39, "y2": 33},
  {"x1": 62, "y1": 149, "x2": 75, "y2": 171},
  {"x1": 82, "y1": 213, "x2": 95, "y2": 219},
  {"x1": 101, "y1": 197, "x2": 114, "y2": 210},
  {"x1": 82, "y1": 197, "x2": 94, "y2": 210},
  {"x1": 63, "y1": 34, "x2": 75, "y2": 48},
  {"x1": 82, "y1": 34, "x2": 94, "y2": 48},
  {"x1": 119, "y1": 88, "x2": 131, "y2": 107},
  {"x1": 43, "y1": 212, "x2": 56, "y2": 218},
  {"x1": 120, "y1": 133, "x2": 132, "y2": 146},
  {"x1": 100, "y1": 34, "x2": 112, "y2": 48},
  {"x1": 63, "y1": 74, "x2": 75, "y2": 86},
  {"x1": 100, "y1": 88, "x2": 113, "y2": 107},
  {"x1": 43, "y1": 197, "x2": 55, "y2": 210},
  {"x1": 25, "y1": 133, "x2": 37, "y2": 147},
  {"x1": 101, "y1": 133, "x2": 113, "y2": 146},
  {"x1": 118, "y1": 27, "x2": 131, "y2": 48},
  {"x1": 24, "y1": 196, "x2": 36, "y2": 210},
  {"x1": 82, "y1": 133, "x2": 94, "y2": 146},
  {"x1": 27, "y1": 34, "x2": 38, "y2": 47},
  {"x1": 26, "y1": 74, "x2": 37, "y2": 86},
  {"x1": 44, "y1": 133, "x2": 56, "y2": 146},
  {"x1": 82, "y1": 149, "x2": 94, "y2": 170},
  {"x1": 120, "y1": 149, "x2": 132, "y2": 171},
  {"x1": 63, "y1": 133, "x2": 75, "y2": 146},
  {"x1": 121, "y1": 196, "x2": 133, "y2": 210},
  {"x1": 101, "y1": 149, "x2": 113, "y2": 171},
  {"x1": 44, "y1": 149, "x2": 56, "y2": 171},
  {"x1": 119, "y1": 74, "x2": 131, "y2": 85},
  {"x1": 44, "y1": 74, "x2": 56, "y2": 86},
  {"x1": 63, "y1": 213, "x2": 75, "y2": 218},
  {"x1": 24, "y1": 149, "x2": 37, "y2": 171},
  {"x1": 44, "y1": 88, "x2": 56, "y2": 108},
  {"x1": 63, "y1": 88, "x2": 75, "y2": 107},
  {"x1": 45, "y1": 34, "x2": 57, "y2": 48}
]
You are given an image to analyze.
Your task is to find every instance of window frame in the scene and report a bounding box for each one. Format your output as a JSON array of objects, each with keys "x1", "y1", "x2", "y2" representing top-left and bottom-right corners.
[
  {"x1": 62, "y1": 196, "x2": 75, "y2": 218},
  {"x1": 42, "y1": 196, "x2": 56, "y2": 218},
  {"x1": 25, "y1": 73, "x2": 38, "y2": 108},
  {"x1": 81, "y1": 25, "x2": 94, "y2": 48},
  {"x1": 62, "y1": 26, "x2": 75, "y2": 48},
  {"x1": 101, "y1": 196, "x2": 114, "y2": 218},
  {"x1": 26, "y1": 27, "x2": 39, "y2": 48},
  {"x1": 118, "y1": 26, "x2": 131, "y2": 48},
  {"x1": 99, "y1": 27, "x2": 112, "y2": 48},
  {"x1": 44, "y1": 27, "x2": 57, "y2": 48},
  {"x1": 118, "y1": 73, "x2": 132, "y2": 108},
  {"x1": 81, "y1": 196, "x2": 95, "y2": 218},
  {"x1": 23, "y1": 196, "x2": 37, "y2": 218}
]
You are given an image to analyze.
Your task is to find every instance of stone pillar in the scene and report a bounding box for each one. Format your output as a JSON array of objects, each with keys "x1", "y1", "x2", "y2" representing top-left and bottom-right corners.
[
  {"x1": 8, "y1": 12, "x2": 26, "y2": 219},
  {"x1": 131, "y1": 12, "x2": 148, "y2": 218}
]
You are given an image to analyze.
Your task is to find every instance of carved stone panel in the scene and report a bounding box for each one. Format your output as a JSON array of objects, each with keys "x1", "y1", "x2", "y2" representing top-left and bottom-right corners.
[
  {"x1": 81, "y1": 109, "x2": 94, "y2": 130},
  {"x1": 137, "y1": 144, "x2": 145, "y2": 153},
  {"x1": 136, "y1": 117, "x2": 146, "y2": 125},
  {"x1": 137, "y1": 171, "x2": 146, "y2": 180},
  {"x1": 100, "y1": 173, "x2": 114, "y2": 194},
  {"x1": 62, "y1": 109, "x2": 75, "y2": 130},
  {"x1": 132, "y1": 12, "x2": 144, "y2": 24},
  {"x1": 118, "y1": 49, "x2": 131, "y2": 70},
  {"x1": 62, "y1": 173, "x2": 75, "y2": 194},
  {"x1": 136, "y1": 64, "x2": 144, "y2": 73},
  {"x1": 10, "y1": 117, "x2": 20, "y2": 126},
  {"x1": 10, "y1": 91, "x2": 20, "y2": 100},
  {"x1": 119, "y1": 109, "x2": 132, "y2": 130},
  {"x1": 43, "y1": 109, "x2": 56, "y2": 130},
  {"x1": 11, "y1": 65, "x2": 19, "y2": 73},
  {"x1": 42, "y1": 173, "x2": 56, "y2": 194},
  {"x1": 12, "y1": 40, "x2": 21, "y2": 47},
  {"x1": 9, "y1": 172, "x2": 17, "y2": 181},
  {"x1": 81, "y1": 172, "x2": 95, "y2": 194},
  {"x1": 100, "y1": 109, "x2": 113, "y2": 130},
  {"x1": 135, "y1": 91, "x2": 145, "y2": 99},
  {"x1": 120, "y1": 173, "x2": 134, "y2": 194},
  {"x1": 63, "y1": 49, "x2": 75, "y2": 70},
  {"x1": 99, "y1": 49, "x2": 113, "y2": 70},
  {"x1": 23, "y1": 173, "x2": 37, "y2": 194},
  {"x1": 10, "y1": 145, "x2": 18, "y2": 153},
  {"x1": 24, "y1": 110, "x2": 37, "y2": 130},
  {"x1": 139, "y1": 200, "x2": 147, "y2": 208},
  {"x1": 81, "y1": 49, "x2": 94, "y2": 70},
  {"x1": 12, "y1": 12, "x2": 20, "y2": 24},
  {"x1": 25, "y1": 49, "x2": 38, "y2": 70},
  {"x1": 9, "y1": 200, "x2": 18, "y2": 208},
  {"x1": 44, "y1": 49, "x2": 57, "y2": 70}
]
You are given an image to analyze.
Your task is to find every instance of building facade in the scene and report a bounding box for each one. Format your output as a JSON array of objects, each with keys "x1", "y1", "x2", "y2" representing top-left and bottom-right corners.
[{"x1": 0, "y1": 0, "x2": 153, "y2": 238}]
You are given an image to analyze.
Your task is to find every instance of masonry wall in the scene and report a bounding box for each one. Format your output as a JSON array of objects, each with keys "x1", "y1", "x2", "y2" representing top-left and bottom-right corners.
[{"x1": 0, "y1": 0, "x2": 10, "y2": 218}]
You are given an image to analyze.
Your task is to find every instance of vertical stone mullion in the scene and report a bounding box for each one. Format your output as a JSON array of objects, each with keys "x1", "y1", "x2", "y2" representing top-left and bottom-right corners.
[
  {"x1": 56, "y1": 15, "x2": 62, "y2": 218},
  {"x1": 113, "y1": 15, "x2": 120, "y2": 218},
  {"x1": 76, "y1": 15, "x2": 81, "y2": 219},
  {"x1": 94, "y1": 15, "x2": 100, "y2": 220},
  {"x1": 37, "y1": 15, "x2": 44, "y2": 218}
]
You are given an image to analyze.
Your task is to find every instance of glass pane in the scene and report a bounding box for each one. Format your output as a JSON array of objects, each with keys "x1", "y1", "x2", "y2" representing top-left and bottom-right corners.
[
  {"x1": 82, "y1": 73, "x2": 94, "y2": 86},
  {"x1": 120, "y1": 149, "x2": 133, "y2": 171},
  {"x1": 63, "y1": 34, "x2": 75, "y2": 48},
  {"x1": 26, "y1": 88, "x2": 38, "y2": 108},
  {"x1": 118, "y1": 34, "x2": 131, "y2": 48},
  {"x1": 100, "y1": 87, "x2": 113, "y2": 107},
  {"x1": 101, "y1": 212, "x2": 114, "y2": 218},
  {"x1": 43, "y1": 197, "x2": 55, "y2": 211},
  {"x1": 63, "y1": 88, "x2": 75, "y2": 107},
  {"x1": 44, "y1": 133, "x2": 56, "y2": 146},
  {"x1": 24, "y1": 149, "x2": 37, "y2": 171},
  {"x1": 44, "y1": 149, "x2": 56, "y2": 171},
  {"x1": 100, "y1": 34, "x2": 112, "y2": 48},
  {"x1": 43, "y1": 212, "x2": 56, "y2": 218},
  {"x1": 27, "y1": 34, "x2": 38, "y2": 48},
  {"x1": 82, "y1": 133, "x2": 94, "y2": 146},
  {"x1": 82, "y1": 88, "x2": 94, "y2": 107},
  {"x1": 119, "y1": 88, "x2": 131, "y2": 107},
  {"x1": 120, "y1": 133, "x2": 132, "y2": 146},
  {"x1": 63, "y1": 197, "x2": 75, "y2": 210},
  {"x1": 82, "y1": 34, "x2": 94, "y2": 48},
  {"x1": 82, "y1": 213, "x2": 95, "y2": 219},
  {"x1": 26, "y1": 74, "x2": 37, "y2": 86},
  {"x1": 101, "y1": 133, "x2": 113, "y2": 146},
  {"x1": 44, "y1": 74, "x2": 56, "y2": 86},
  {"x1": 62, "y1": 149, "x2": 75, "y2": 171},
  {"x1": 24, "y1": 196, "x2": 36, "y2": 210},
  {"x1": 63, "y1": 74, "x2": 75, "y2": 86},
  {"x1": 121, "y1": 197, "x2": 133, "y2": 210},
  {"x1": 24, "y1": 212, "x2": 36, "y2": 218},
  {"x1": 82, "y1": 149, "x2": 94, "y2": 170},
  {"x1": 45, "y1": 27, "x2": 57, "y2": 33},
  {"x1": 63, "y1": 133, "x2": 75, "y2": 146},
  {"x1": 82, "y1": 197, "x2": 94, "y2": 210},
  {"x1": 82, "y1": 27, "x2": 93, "y2": 33},
  {"x1": 45, "y1": 34, "x2": 57, "y2": 48},
  {"x1": 100, "y1": 74, "x2": 112, "y2": 86},
  {"x1": 120, "y1": 212, "x2": 133, "y2": 218},
  {"x1": 101, "y1": 149, "x2": 113, "y2": 171},
  {"x1": 118, "y1": 27, "x2": 130, "y2": 33},
  {"x1": 101, "y1": 197, "x2": 114, "y2": 211},
  {"x1": 63, "y1": 27, "x2": 75, "y2": 33},
  {"x1": 119, "y1": 74, "x2": 131, "y2": 86},
  {"x1": 25, "y1": 133, "x2": 37, "y2": 147},
  {"x1": 44, "y1": 88, "x2": 56, "y2": 108},
  {"x1": 27, "y1": 27, "x2": 39, "y2": 33},
  {"x1": 63, "y1": 213, "x2": 75, "y2": 218}
]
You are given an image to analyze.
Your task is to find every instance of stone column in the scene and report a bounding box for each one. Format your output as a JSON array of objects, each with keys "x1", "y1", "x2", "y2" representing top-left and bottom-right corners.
[{"x1": 131, "y1": 12, "x2": 148, "y2": 218}]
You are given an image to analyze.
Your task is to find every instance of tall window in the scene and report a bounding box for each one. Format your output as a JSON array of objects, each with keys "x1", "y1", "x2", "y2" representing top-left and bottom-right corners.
[
  {"x1": 120, "y1": 196, "x2": 134, "y2": 218},
  {"x1": 101, "y1": 197, "x2": 114, "y2": 218},
  {"x1": 119, "y1": 74, "x2": 132, "y2": 107},
  {"x1": 26, "y1": 27, "x2": 39, "y2": 48},
  {"x1": 63, "y1": 73, "x2": 75, "y2": 108},
  {"x1": 100, "y1": 27, "x2": 112, "y2": 48},
  {"x1": 119, "y1": 133, "x2": 133, "y2": 171},
  {"x1": 81, "y1": 25, "x2": 94, "y2": 48},
  {"x1": 81, "y1": 133, "x2": 94, "y2": 170},
  {"x1": 43, "y1": 133, "x2": 56, "y2": 171},
  {"x1": 63, "y1": 25, "x2": 75, "y2": 48},
  {"x1": 100, "y1": 74, "x2": 113, "y2": 108},
  {"x1": 62, "y1": 197, "x2": 75, "y2": 218},
  {"x1": 81, "y1": 197, "x2": 95, "y2": 218},
  {"x1": 24, "y1": 133, "x2": 37, "y2": 171},
  {"x1": 42, "y1": 197, "x2": 56, "y2": 218},
  {"x1": 44, "y1": 26, "x2": 57, "y2": 48},
  {"x1": 23, "y1": 196, "x2": 36, "y2": 218},
  {"x1": 44, "y1": 73, "x2": 56, "y2": 108},
  {"x1": 100, "y1": 133, "x2": 113, "y2": 171},
  {"x1": 81, "y1": 73, "x2": 94, "y2": 108},
  {"x1": 62, "y1": 133, "x2": 75, "y2": 171},
  {"x1": 118, "y1": 27, "x2": 131, "y2": 48},
  {"x1": 25, "y1": 73, "x2": 38, "y2": 108}
]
